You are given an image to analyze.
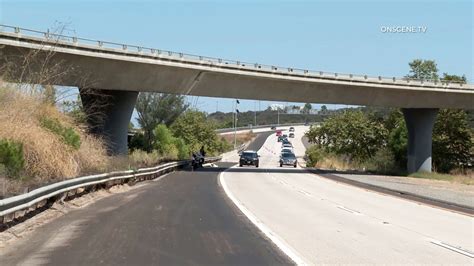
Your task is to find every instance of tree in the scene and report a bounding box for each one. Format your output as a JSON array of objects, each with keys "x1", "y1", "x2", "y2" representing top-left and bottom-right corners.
[
  {"x1": 407, "y1": 59, "x2": 439, "y2": 81},
  {"x1": 171, "y1": 110, "x2": 220, "y2": 154},
  {"x1": 302, "y1": 103, "x2": 312, "y2": 114},
  {"x1": 320, "y1": 105, "x2": 328, "y2": 114},
  {"x1": 135, "y1": 92, "x2": 189, "y2": 151},
  {"x1": 441, "y1": 73, "x2": 467, "y2": 83},
  {"x1": 305, "y1": 110, "x2": 387, "y2": 162},
  {"x1": 432, "y1": 110, "x2": 473, "y2": 172},
  {"x1": 153, "y1": 124, "x2": 176, "y2": 155},
  {"x1": 387, "y1": 117, "x2": 408, "y2": 169}
]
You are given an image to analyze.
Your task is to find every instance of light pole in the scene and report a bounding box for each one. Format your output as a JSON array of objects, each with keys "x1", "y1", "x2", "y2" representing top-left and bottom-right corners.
[
  {"x1": 277, "y1": 107, "x2": 280, "y2": 125},
  {"x1": 234, "y1": 99, "x2": 240, "y2": 149},
  {"x1": 254, "y1": 100, "x2": 257, "y2": 126}
]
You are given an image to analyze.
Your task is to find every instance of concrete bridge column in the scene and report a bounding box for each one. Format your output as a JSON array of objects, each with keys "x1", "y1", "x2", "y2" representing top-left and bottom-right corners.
[
  {"x1": 402, "y1": 108, "x2": 438, "y2": 173},
  {"x1": 80, "y1": 88, "x2": 138, "y2": 155}
]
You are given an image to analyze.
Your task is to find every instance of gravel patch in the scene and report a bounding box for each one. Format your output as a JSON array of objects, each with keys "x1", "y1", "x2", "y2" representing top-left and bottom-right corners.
[{"x1": 337, "y1": 173, "x2": 474, "y2": 208}]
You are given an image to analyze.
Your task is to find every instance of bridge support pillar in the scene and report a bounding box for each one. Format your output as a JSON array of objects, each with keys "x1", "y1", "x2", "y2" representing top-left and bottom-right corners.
[
  {"x1": 80, "y1": 88, "x2": 138, "y2": 156},
  {"x1": 402, "y1": 108, "x2": 438, "y2": 174}
]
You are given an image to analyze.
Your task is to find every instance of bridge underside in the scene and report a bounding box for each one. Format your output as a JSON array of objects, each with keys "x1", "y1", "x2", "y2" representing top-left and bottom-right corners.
[
  {"x1": 1, "y1": 44, "x2": 473, "y2": 109},
  {"x1": 1, "y1": 39, "x2": 469, "y2": 171}
]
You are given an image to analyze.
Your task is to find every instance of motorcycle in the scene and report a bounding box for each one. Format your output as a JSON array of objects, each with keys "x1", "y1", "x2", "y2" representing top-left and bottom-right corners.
[{"x1": 191, "y1": 152, "x2": 205, "y2": 170}]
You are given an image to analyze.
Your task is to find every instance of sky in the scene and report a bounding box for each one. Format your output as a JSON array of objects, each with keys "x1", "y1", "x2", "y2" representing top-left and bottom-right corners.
[{"x1": 0, "y1": 0, "x2": 472, "y2": 116}]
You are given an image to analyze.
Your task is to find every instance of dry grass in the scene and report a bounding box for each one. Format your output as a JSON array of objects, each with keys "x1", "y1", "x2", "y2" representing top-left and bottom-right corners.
[
  {"x1": 0, "y1": 87, "x2": 109, "y2": 196},
  {"x1": 128, "y1": 150, "x2": 162, "y2": 169},
  {"x1": 313, "y1": 154, "x2": 358, "y2": 171},
  {"x1": 221, "y1": 132, "x2": 256, "y2": 147},
  {"x1": 410, "y1": 170, "x2": 474, "y2": 185}
]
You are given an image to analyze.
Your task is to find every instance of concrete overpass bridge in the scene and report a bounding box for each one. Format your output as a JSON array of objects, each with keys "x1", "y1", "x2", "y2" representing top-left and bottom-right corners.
[{"x1": 1, "y1": 25, "x2": 473, "y2": 173}]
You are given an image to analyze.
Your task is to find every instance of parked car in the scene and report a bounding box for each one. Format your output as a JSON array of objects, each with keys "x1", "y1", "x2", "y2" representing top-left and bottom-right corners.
[
  {"x1": 280, "y1": 152, "x2": 297, "y2": 167},
  {"x1": 289, "y1": 132, "x2": 295, "y2": 138},
  {"x1": 289, "y1": 127, "x2": 295, "y2": 132},
  {"x1": 276, "y1": 130, "x2": 282, "y2": 136},
  {"x1": 271, "y1": 126, "x2": 276, "y2": 130},
  {"x1": 239, "y1": 150, "x2": 260, "y2": 167}
]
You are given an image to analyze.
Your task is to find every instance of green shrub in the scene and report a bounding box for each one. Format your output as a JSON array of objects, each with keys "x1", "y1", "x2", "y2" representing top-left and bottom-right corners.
[
  {"x1": 365, "y1": 147, "x2": 401, "y2": 175},
  {"x1": 388, "y1": 122, "x2": 408, "y2": 169},
  {"x1": 40, "y1": 117, "x2": 81, "y2": 150},
  {"x1": 153, "y1": 124, "x2": 175, "y2": 153},
  {"x1": 305, "y1": 145, "x2": 325, "y2": 167},
  {"x1": 173, "y1": 137, "x2": 190, "y2": 160},
  {"x1": 0, "y1": 139, "x2": 25, "y2": 178},
  {"x1": 129, "y1": 132, "x2": 146, "y2": 151}
]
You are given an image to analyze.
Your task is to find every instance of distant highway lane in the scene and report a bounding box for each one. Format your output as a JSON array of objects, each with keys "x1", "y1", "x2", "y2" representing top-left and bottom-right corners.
[
  {"x1": 221, "y1": 126, "x2": 474, "y2": 265},
  {"x1": 1, "y1": 131, "x2": 294, "y2": 266}
]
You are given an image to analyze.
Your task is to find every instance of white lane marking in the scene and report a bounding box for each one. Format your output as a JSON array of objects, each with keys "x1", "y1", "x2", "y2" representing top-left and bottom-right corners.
[
  {"x1": 337, "y1": 205, "x2": 362, "y2": 215},
  {"x1": 430, "y1": 240, "x2": 474, "y2": 258},
  {"x1": 219, "y1": 167, "x2": 307, "y2": 265},
  {"x1": 297, "y1": 190, "x2": 313, "y2": 197}
]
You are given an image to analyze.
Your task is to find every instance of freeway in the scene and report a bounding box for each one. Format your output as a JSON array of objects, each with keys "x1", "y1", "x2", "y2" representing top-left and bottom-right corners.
[
  {"x1": 2, "y1": 128, "x2": 473, "y2": 265},
  {"x1": 221, "y1": 126, "x2": 473, "y2": 264},
  {"x1": 1, "y1": 132, "x2": 293, "y2": 265}
]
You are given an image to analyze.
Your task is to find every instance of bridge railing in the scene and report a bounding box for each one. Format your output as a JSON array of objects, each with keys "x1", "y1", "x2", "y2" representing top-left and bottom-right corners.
[{"x1": 0, "y1": 24, "x2": 472, "y2": 91}]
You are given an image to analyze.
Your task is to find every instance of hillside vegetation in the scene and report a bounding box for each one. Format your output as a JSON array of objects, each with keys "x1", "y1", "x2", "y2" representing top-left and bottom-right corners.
[{"x1": 0, "y1": 87, "x2": 110, "y2": 196}]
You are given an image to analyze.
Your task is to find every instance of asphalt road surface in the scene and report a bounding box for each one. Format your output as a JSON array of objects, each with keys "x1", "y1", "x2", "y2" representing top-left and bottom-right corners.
[
  {"x1": 1, "y1": 131, "x2": 293, "y2": 266},
  {"x1": 222, "y1": 126, "x2": 474, "y2": 264}
]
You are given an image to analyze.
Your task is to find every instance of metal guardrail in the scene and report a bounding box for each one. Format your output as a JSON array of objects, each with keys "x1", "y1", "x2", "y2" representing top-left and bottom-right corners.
[
  {"x1": 0, "y1": 24, "x2": 472, "y2": 91},
  {"x1": 0, "y1": 157, "x2": 221, "y2": 222},
  {"x1": 216, "y1": 123, "x2": 307, "y2": 134}
]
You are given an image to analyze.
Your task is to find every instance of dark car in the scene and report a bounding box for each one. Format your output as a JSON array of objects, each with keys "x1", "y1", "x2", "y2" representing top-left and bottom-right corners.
[
  {"x1": 289, "y1": 127, "x2": 295, "y2": 132},
  {"x1": 278, "y1": 135, "x2": 287, "y2": 142},
  {"x1": 289, "y1": 132, "x2": 295, "y2": 138},
  {"x1": 271, "y1": 126, "x2": 277, "y2": 130},
  {"x1": 239, "y1": 150, "x2": 260, "y2": 167},
  {"x1": 280, "y1": 152, "x2": 297, "y2": 168}
]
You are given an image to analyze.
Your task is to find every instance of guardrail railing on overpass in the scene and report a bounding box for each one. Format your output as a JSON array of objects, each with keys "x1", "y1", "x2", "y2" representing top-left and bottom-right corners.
[
  {"x1": 215, "y1": 122, "x2": 308, "y2": 134},
  {"x1": 1, "y1": 24, "x2": 472, "y2": 91},
  {"x1": 0, "y1": 156, "x2": 221, "y2": 225}
]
